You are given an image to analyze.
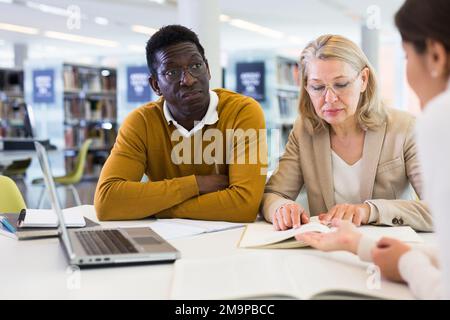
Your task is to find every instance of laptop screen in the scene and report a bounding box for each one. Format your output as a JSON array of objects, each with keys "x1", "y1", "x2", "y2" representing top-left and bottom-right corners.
[{"x1": 34, "y1": 142, "x2": 76, "y2": 260}]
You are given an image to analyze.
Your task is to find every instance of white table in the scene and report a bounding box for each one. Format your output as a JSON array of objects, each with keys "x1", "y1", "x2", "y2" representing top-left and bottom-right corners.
[{"x1": 0, "y1": 206, "x2": 436, "y2": 299}]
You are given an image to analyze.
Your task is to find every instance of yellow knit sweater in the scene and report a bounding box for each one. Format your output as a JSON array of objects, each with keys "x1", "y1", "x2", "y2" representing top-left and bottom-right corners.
[{"x1": 94, "y1": 89, "x2": 267, "y2": 222}]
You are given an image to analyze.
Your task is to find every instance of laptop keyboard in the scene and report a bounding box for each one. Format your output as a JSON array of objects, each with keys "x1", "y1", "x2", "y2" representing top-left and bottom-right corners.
[{"x1": 75, "y1": 229, "x2": 139, "y2": 255}]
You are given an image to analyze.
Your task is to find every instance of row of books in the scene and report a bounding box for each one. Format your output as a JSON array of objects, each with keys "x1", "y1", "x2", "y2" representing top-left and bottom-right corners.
[
  {"x1": 64, "y1": 98, "x2": 117, "y2": 122},
  {"x1": 63, "y1": 65, "x2": 116, "y2": 92},
  {"x1": 276, "y1": 60, "x2": 300, "y2": 87},
  {"x1": 64, "y1": 125, "x2": 117, "y2": 149},
  {"x1": 0, "y1": 98, "x2": 29, "y2": 138},
  {"x1": 277, "y1": 90, "x2": 299, "y2": 119}
]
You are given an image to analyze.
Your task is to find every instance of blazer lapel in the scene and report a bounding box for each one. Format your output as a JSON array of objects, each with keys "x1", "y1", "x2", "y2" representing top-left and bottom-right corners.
[
  {"x1": 313, "y1": 127, "x2": 335, "y2": 211},
  {"x1": 359, "y1": 122, "x2": 387, "y2": 201}
]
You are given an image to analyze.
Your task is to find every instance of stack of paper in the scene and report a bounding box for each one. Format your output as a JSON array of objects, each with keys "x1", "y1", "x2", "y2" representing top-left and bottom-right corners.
[{"x1": 149, "y1": 218, "x2": 245, "y2": 240}]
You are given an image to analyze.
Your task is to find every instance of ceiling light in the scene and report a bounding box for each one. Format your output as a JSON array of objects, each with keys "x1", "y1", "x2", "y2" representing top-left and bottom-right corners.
[
  {"x1": 94, "y1": 17, "x2": 109, "y2": 26},
  {"x1": 0, "y1": 22, "x2": 39, "y2": 34},
  {"x1": 26, "y1": 1, "x2": 69, "y2": 17},
  {"x1": 229, "y1": 19, "x2": 284, "y2": 39},
  {"x1": 131, "y1": 25, "x2": 157, "y2": 35},
  {"x1": 44, "y1": 31, "x2": 119, "y2": 47},
  {"x1": 0, "y1": 0, "x2": 13, "y2": 4},
  {"x1": 148, "y1": 0, "x2": 165, "y2": 4},
  {"x1": 220, "y1": 14, "x2": 231, "y2": 22}
]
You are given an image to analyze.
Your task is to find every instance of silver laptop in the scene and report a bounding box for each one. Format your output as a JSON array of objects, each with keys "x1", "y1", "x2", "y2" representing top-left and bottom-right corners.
[{"x1": 34, "y1": 141, "x2": 180, "y2": 267}]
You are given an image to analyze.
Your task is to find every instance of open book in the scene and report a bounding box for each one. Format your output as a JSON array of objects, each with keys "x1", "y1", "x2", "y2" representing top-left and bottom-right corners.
[
  {"x1": 238, "y1": 217, "x2": 423, "y2": 249},
  {"x1": 171, "y1": 252, "x2": 414, "y2": 300}
]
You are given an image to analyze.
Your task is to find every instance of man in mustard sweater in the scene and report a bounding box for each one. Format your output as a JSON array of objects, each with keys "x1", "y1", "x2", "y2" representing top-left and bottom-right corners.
[{"x1": 94, "y1": 25, "x2": 267, "y2": 222}]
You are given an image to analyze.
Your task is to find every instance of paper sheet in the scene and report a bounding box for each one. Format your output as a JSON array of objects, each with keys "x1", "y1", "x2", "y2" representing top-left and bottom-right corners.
[{"x1": 149, "y1": 218, "x2": 245, "y2": 240}]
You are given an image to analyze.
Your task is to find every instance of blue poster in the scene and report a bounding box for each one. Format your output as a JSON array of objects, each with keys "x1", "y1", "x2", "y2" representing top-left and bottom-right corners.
[
  {"x1": 32, "y1": 69, "x2": 55, "y2": 104},
  {"x1": 127, "y1": 66, "x2": 152, "y2": 103},
  {"x1": 236, "y1": 62, "x2": 265, "y2": 101}
]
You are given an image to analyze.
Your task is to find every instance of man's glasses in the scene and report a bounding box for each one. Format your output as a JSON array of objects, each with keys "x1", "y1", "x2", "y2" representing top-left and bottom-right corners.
[
  {"x1": 305, "y1": 71, "x2": 361, "y2": 98},
  {"x1": 158, "y1": 61, "x2": 207, "y2": 83}
]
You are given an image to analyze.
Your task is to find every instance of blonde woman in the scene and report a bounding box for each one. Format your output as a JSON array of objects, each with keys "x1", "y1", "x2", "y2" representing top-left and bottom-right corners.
[{"x1": 262, "y1": 35, "x2": 432, "y2": 231}]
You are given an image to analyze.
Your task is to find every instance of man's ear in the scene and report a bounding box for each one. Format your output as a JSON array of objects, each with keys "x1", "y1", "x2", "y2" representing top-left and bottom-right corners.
[
  {"x1": 149, "y1": 75, "x2": 162, "y2": 96},
  {"x1": 204, "y1": 59, "x2": 212, "y2": 80}
]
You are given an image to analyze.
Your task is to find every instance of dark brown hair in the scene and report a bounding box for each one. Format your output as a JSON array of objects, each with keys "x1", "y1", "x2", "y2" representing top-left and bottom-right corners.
[{"x1": 395, "y1": 0, "x2": 450, "y2": 54}]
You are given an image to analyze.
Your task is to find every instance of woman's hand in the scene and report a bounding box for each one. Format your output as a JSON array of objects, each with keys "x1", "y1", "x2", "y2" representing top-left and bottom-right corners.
[
  {"x1": 319, "y1": 203, "x2": 370, "y2": 226},
  {"x1": 272, "y1": 203, "x2": 309, "y2": 231},
  {"x1": 295, "y1": 218, "x2": 362, "y2": 254},
  {"x1": 371, "y1": 237, "x2": 411, "y2": 283}
]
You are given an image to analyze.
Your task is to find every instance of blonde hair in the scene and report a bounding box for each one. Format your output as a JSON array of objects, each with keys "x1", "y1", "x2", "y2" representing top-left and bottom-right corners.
[{"x1": 299, "y1": 34, "x2": 386, "y2": 132}]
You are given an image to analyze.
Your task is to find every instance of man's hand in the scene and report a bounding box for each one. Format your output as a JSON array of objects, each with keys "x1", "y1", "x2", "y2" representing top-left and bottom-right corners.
[
  {"x1": 272, "y1": 203, "x2": 309, "y2": 231},
  {"x1": 319, "y1": 203, "x2": 370, "y2": 226},
  {"x1": 195, "y1": 175, "x2": 229, "y2": 195},
  {"x1": 296, "y1": 219, "x2": 362, "y2": 254},
  {"x1": 372, "y1": 237, "x2": 411, "y2": 283}
]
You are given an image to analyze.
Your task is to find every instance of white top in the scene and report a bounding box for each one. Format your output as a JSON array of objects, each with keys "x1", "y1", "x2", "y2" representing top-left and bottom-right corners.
[
  {"x1": 357, "y1": 82, "x2": 450, "y2": 299},
  {"x1": 163, "y1": 90, "x2": 219, "y2": 138},
  {"x1": 415, "y1": 81, "x2": 450, "y2": 299},
  {"x1": 331, "y1": 151, "x2": 362, "y2": 205}
]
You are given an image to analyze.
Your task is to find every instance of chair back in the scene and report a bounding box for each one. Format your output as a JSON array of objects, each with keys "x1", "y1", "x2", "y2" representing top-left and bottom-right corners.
[
  {"x1": 0, "y1": 175, "x2": 27, "y2": 213},
  {"x1": 69, "y1": 139, "x2": 93, "y2": 183}
]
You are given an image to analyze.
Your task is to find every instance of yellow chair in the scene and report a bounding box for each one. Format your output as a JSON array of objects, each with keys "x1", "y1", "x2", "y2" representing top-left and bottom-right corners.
[
  {"x1": 32, "y1": 139, "x2": 93, "y2": 208},
  {"x1": 0, "y1": 175, "x2": 27, "y2": 213},
  {"x1": 2, "y1": 158, "x2": 32, "y2": 183}
]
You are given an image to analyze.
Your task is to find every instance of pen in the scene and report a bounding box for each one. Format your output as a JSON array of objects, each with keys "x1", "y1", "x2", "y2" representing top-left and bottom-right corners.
[
  {"x1": 17, "y1": 209, "x2": 26, "y2": 228},
  {"x1": 0, "y1": 216, "x2": 16, "y2": 233}
]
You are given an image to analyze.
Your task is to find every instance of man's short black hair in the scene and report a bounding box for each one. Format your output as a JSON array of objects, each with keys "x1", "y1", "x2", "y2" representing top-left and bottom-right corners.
[{"x1": 145, "y1": 24, "x2": 206, "y2": 76}]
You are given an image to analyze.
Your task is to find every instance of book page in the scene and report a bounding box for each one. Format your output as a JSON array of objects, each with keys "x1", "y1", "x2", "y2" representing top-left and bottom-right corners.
[
  {"x1": 171, "y1": 253, "x2": 298, "y2": 300},
  {"x1": 23, "y1": 206, "x2": 87, "y2": 227},
  {"x1": 170, "y1": 251, "x2": 414, "y2": 300},
  {"x1": 239, "y1": 219, "x2": 423, "y2": 249},
  {"x1": 239, "y1": 218, "x2": 330, "y2": 248},
  {"x1": 358, "y1": 225, "x2": 423, "y2": 243},
  {"x1": 284, "y1": 252, "x2": 414, "y2": 300}
]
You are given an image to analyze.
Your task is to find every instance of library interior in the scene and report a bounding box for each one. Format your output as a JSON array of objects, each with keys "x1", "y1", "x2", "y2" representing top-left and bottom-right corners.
[{"x1": 2, "y1": 0, "x2": 445, "y2": 302}]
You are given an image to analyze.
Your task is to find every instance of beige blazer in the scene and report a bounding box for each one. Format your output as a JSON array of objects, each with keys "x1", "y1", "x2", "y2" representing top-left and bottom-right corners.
[{"x1": 262, "y1": 108, "x2": 433, "y2": 231}]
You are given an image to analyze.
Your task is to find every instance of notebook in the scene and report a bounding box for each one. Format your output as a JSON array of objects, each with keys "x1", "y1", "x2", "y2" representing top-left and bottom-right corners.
[
  {"x1": 171, "y1": 252, "x2": 414, "y2": 300},
  {"x1": 238, "y1": 217, "x2": 423, "y2": 249},
  {"x1": 18, "y1": 206, "x2": 87, "y2": 228},
  {"x1": 0, "y1": 213, "x2": 99, "y2": 240}
]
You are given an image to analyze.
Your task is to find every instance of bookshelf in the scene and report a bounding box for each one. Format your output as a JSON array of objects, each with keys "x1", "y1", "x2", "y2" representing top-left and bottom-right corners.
[
  {"x1": 24, "y1": 61, "x2": 118, "y2": 180},
  {"x1": 226, "y1": 51, "x2": 300, "y2": 170},
  {"x1": 62, "y1": 64, "x2": 117, "y2": 180},
  {"x1": 0, "y1": 68, "x2": 29, "y2": 139}
]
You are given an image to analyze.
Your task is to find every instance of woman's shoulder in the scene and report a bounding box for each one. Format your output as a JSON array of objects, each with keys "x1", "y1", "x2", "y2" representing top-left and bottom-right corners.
[
  {"x1": 384, "y1": 107, "x2": 416, "y2": 132},
  {"x1": 291, "y1": 115, "x2": 323, "y2": 137}
]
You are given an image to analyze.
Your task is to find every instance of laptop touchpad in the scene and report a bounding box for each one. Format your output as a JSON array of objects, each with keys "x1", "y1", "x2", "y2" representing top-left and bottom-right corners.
[{"x1": 134, "y1": 236, "x2": 161, "y2": 246}]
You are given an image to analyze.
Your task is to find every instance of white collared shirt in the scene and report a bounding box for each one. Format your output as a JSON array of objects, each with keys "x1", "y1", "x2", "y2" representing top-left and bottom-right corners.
[{"x1": 163, "y1": 90, "x2": 219, "y2": 138}]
